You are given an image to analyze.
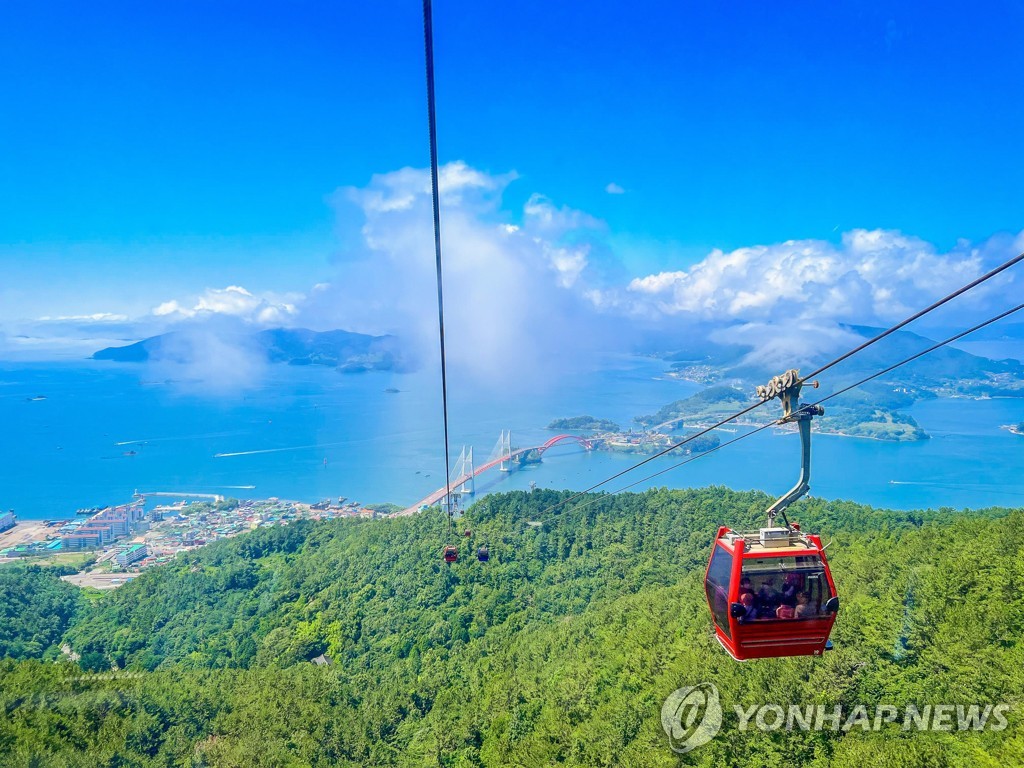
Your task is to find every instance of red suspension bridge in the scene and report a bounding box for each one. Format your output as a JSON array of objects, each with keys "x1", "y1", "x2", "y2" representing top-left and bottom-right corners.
[{"x1": 394, "y1": 432, "x2": 594, "y2": 516}]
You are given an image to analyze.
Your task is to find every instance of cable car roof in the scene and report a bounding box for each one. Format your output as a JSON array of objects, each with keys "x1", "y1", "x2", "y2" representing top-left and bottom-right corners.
[{"x1": 716, "y1": 526, "x2": 822, "y2": 556}]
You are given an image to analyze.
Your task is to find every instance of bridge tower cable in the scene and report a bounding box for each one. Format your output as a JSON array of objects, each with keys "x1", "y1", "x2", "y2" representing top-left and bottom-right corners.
[
  {"x1": 455, "y1": 446, "x2": 475, "y2": 496},
  {"x1": 488, "y1": 431, "x2": 505, "y2": 463},
  {"x1": 422, "y1": 0, "x2": 455, "y2": 538},
  {"x1": 499, "y1": 430, "x2": 512, "y2": 472}
]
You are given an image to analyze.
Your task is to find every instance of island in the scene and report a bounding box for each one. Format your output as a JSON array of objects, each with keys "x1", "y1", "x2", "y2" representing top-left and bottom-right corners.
[
  {"x1": 93, "y1": 328, "x2": 409, "y2": 373},
  {"x1": 538, "y1": 410, "x2": 720, "y2": 460},
  {"x1": 635, "y1": 386, "x2": 752, "y2": 430},
  {"x1": 811, "y1": 385, "x2": 929, "y2": 441},
  {"x1": 600, "y1": 429, "x2": 720, "y2": 455},
  {"x1": 642, "y1": 323, "x2": 1024, "y2": 442},
  {"x1": 817, "y1": 407, "x2": 928, "y2": 441},
  {"x1": 547, "y1": 415, "x2": 621, "y2": 432},
  {"x1": 634, "y1": 383, "x2": 929, "y2": 442}
]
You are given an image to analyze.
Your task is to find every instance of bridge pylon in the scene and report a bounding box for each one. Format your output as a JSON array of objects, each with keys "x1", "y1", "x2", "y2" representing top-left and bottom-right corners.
[
  {"x1": 454, "y1": 445, "x2": 475, "y2": 496},
  {"x1": 498, "y1": 430, "x2": 512, "y2": 472}
]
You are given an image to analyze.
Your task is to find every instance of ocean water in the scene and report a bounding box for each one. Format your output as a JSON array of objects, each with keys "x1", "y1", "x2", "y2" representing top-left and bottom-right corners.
[{"x1": 3, "y1": 358, "x2": 1024, "y2": 520}]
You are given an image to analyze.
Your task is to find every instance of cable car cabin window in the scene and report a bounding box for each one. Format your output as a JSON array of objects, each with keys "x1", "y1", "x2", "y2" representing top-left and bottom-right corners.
[
  {"x1": 705, "y1": 546, "x2": 733, "y2": 638},
  {"x1": 739, "y1": 555, "x2": 833, "y2": 622}
]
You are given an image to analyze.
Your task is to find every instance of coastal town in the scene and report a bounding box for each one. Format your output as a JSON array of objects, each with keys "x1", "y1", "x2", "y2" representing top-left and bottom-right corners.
[{"x1": 0, "y1": 495, "x2": 377, "y2": 589}]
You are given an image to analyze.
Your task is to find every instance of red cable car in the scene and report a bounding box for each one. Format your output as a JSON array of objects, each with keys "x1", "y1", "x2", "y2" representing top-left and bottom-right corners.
[
  {"x1": 443, "y1": 545, "x2": 458, "y2": 563},
  {"x1": 705, "y1": 524, "x2": 838, "y2": 660},
  {"x1": 705, "y1": 370, "x2": 839, "y2": 660}
]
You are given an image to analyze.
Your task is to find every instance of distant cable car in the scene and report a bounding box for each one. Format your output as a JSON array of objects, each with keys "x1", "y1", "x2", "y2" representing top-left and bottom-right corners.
[
  {"x1": 705, "y1": 370, "x2": 839, "y2": 660},
  {"x1": 477, "y1": 545, "x2": 489, "y2": 562},
  {"x1": 443, "y1": 545, "x2": 458, "y2": 563},
  {"x1": 464, "y1": 529, "x2": 472, "y2": 538}
]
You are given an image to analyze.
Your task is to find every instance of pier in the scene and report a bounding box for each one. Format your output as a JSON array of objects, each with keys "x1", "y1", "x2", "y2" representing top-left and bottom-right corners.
[{"x1": 134, "y1": 491, "x2": 225, "y2": 502}]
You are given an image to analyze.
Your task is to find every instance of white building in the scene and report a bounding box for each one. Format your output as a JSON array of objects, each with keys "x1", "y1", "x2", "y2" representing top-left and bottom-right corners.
[{"x1": 115, "y1": 543, "x2": 149, "y2": 568}]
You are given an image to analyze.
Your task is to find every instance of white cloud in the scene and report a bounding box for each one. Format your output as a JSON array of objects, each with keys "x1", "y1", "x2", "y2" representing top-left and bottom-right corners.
[
  {"x1": 142, "y1": 321, "x2": 269, "y2": 396},
  {"x1": 152, "y1": 300, "x2": 185, "y2": 317},
  {"x1": 343, "y1": 161, "x2": 515, "y2": 217},
  {"x1": 710, "y1": 321, "x2": 865, "y2": 371},
  {"x1": 625, "y1": 229, "x2": 1016, "y2": 325},
  {"x1": 605, "y1": 182, "x2": 625, "y2": 195},
  {"x1": 36, "y1": 312, "x2": 130, "y2": 323},
  {"x1": 302, "y1": 163, "x2": 623, "y2": 384},
  {"x1": 547, "y1": 245, "x2": 589, "y2": 289},
  {"x1": 522, "y1": 193, "x2": 603, "y2": 236},
  {"x1": 150, "y1": 285, "x2": 299, "y2": 325},
  {"x1": 620, "y1": 227, "x2": 1022, "y2": 369}
]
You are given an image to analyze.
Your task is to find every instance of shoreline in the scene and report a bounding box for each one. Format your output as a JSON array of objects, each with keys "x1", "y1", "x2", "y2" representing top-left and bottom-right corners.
[{"x1": 676, "y1": 419, "x2": 928, "y2": 444}]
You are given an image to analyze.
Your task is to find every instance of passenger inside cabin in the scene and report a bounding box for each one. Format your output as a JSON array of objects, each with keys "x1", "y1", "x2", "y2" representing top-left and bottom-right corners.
[
  {"x1": 794, "y1": 591, "x2": 816, "y2": 619},
  {"x1": 738, "y1": 576, "x2": 754, "y2": 598},
  {"x1": 737, "y1": 591, "x2": 759, "y2": 622},
  {"x1": 780, "y1": 572, "x2": 802, "y2": 606},
  {"x1": 756, "y1": 578, "x2": 780, "y2": 611}
]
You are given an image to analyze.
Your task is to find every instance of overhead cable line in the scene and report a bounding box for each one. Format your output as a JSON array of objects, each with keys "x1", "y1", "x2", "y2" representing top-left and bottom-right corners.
[
  {"x1": 565, "y1": 300, "x2": 1024, "y2": 514},
  {"x1": 538, "y1": 250, "x2": 1024, "y2": 518},
  {"x1": 422, "y1": 0, "x2": 454, "y2": 536}
]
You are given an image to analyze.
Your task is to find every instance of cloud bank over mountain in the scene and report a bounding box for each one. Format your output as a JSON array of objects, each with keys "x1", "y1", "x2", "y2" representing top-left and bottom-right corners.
[
  {"x1": 627, "y1": 229, "x2": 1021, "y2": 325},
  {"x1": 624, "y1": 227, "x2": 1023, "y2": 368},
  {"x1": 299, "y1": 163, "x2": 1021, "y2": 375},
  {"x1": 297, "y1": 162, "x2": 621, "y2": 384},
  {"x1": 4, "y1": 162, "x2": 1021, "y2": 381}
]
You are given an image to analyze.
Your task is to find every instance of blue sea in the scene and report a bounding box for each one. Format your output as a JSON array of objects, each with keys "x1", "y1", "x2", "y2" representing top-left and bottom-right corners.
[{"x1": 3, "y1": 357, "x2": 1024, "y2": 520}]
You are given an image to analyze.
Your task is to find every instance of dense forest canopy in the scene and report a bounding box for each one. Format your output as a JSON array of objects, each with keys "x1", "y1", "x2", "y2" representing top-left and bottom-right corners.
[
  {"x1": 0, "y1": 564, "x2": 84, "y2": 661},
  {"x1": 1, "y1": 488, "x2": 1022, "y2": 767}
]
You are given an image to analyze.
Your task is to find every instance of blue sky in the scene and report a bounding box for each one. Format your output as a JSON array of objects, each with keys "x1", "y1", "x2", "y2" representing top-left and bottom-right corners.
[{"x1": 1, "y1": 1, "x2": 1022, "y2": 351}]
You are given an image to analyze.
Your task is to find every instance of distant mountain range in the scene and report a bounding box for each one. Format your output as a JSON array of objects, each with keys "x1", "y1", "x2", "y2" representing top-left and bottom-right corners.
[
  {"x1": 92, "y1": 328, "x2": 408, "y2": 373},
  {"x1": 642, "y1": 323, "x2": 1024, "y2": 441},
  {"x1": 657, "y1": 323, "x2": 1024, "y2": 397}
]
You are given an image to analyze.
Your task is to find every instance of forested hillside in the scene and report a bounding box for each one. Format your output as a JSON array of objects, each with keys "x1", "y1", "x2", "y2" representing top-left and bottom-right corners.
[
  {"x1": 1, "y1": 488, "x2": 1022, "y2": 767},
  {"x1": 0, "y1": 564, "x2": 84, "y2": 660}
]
